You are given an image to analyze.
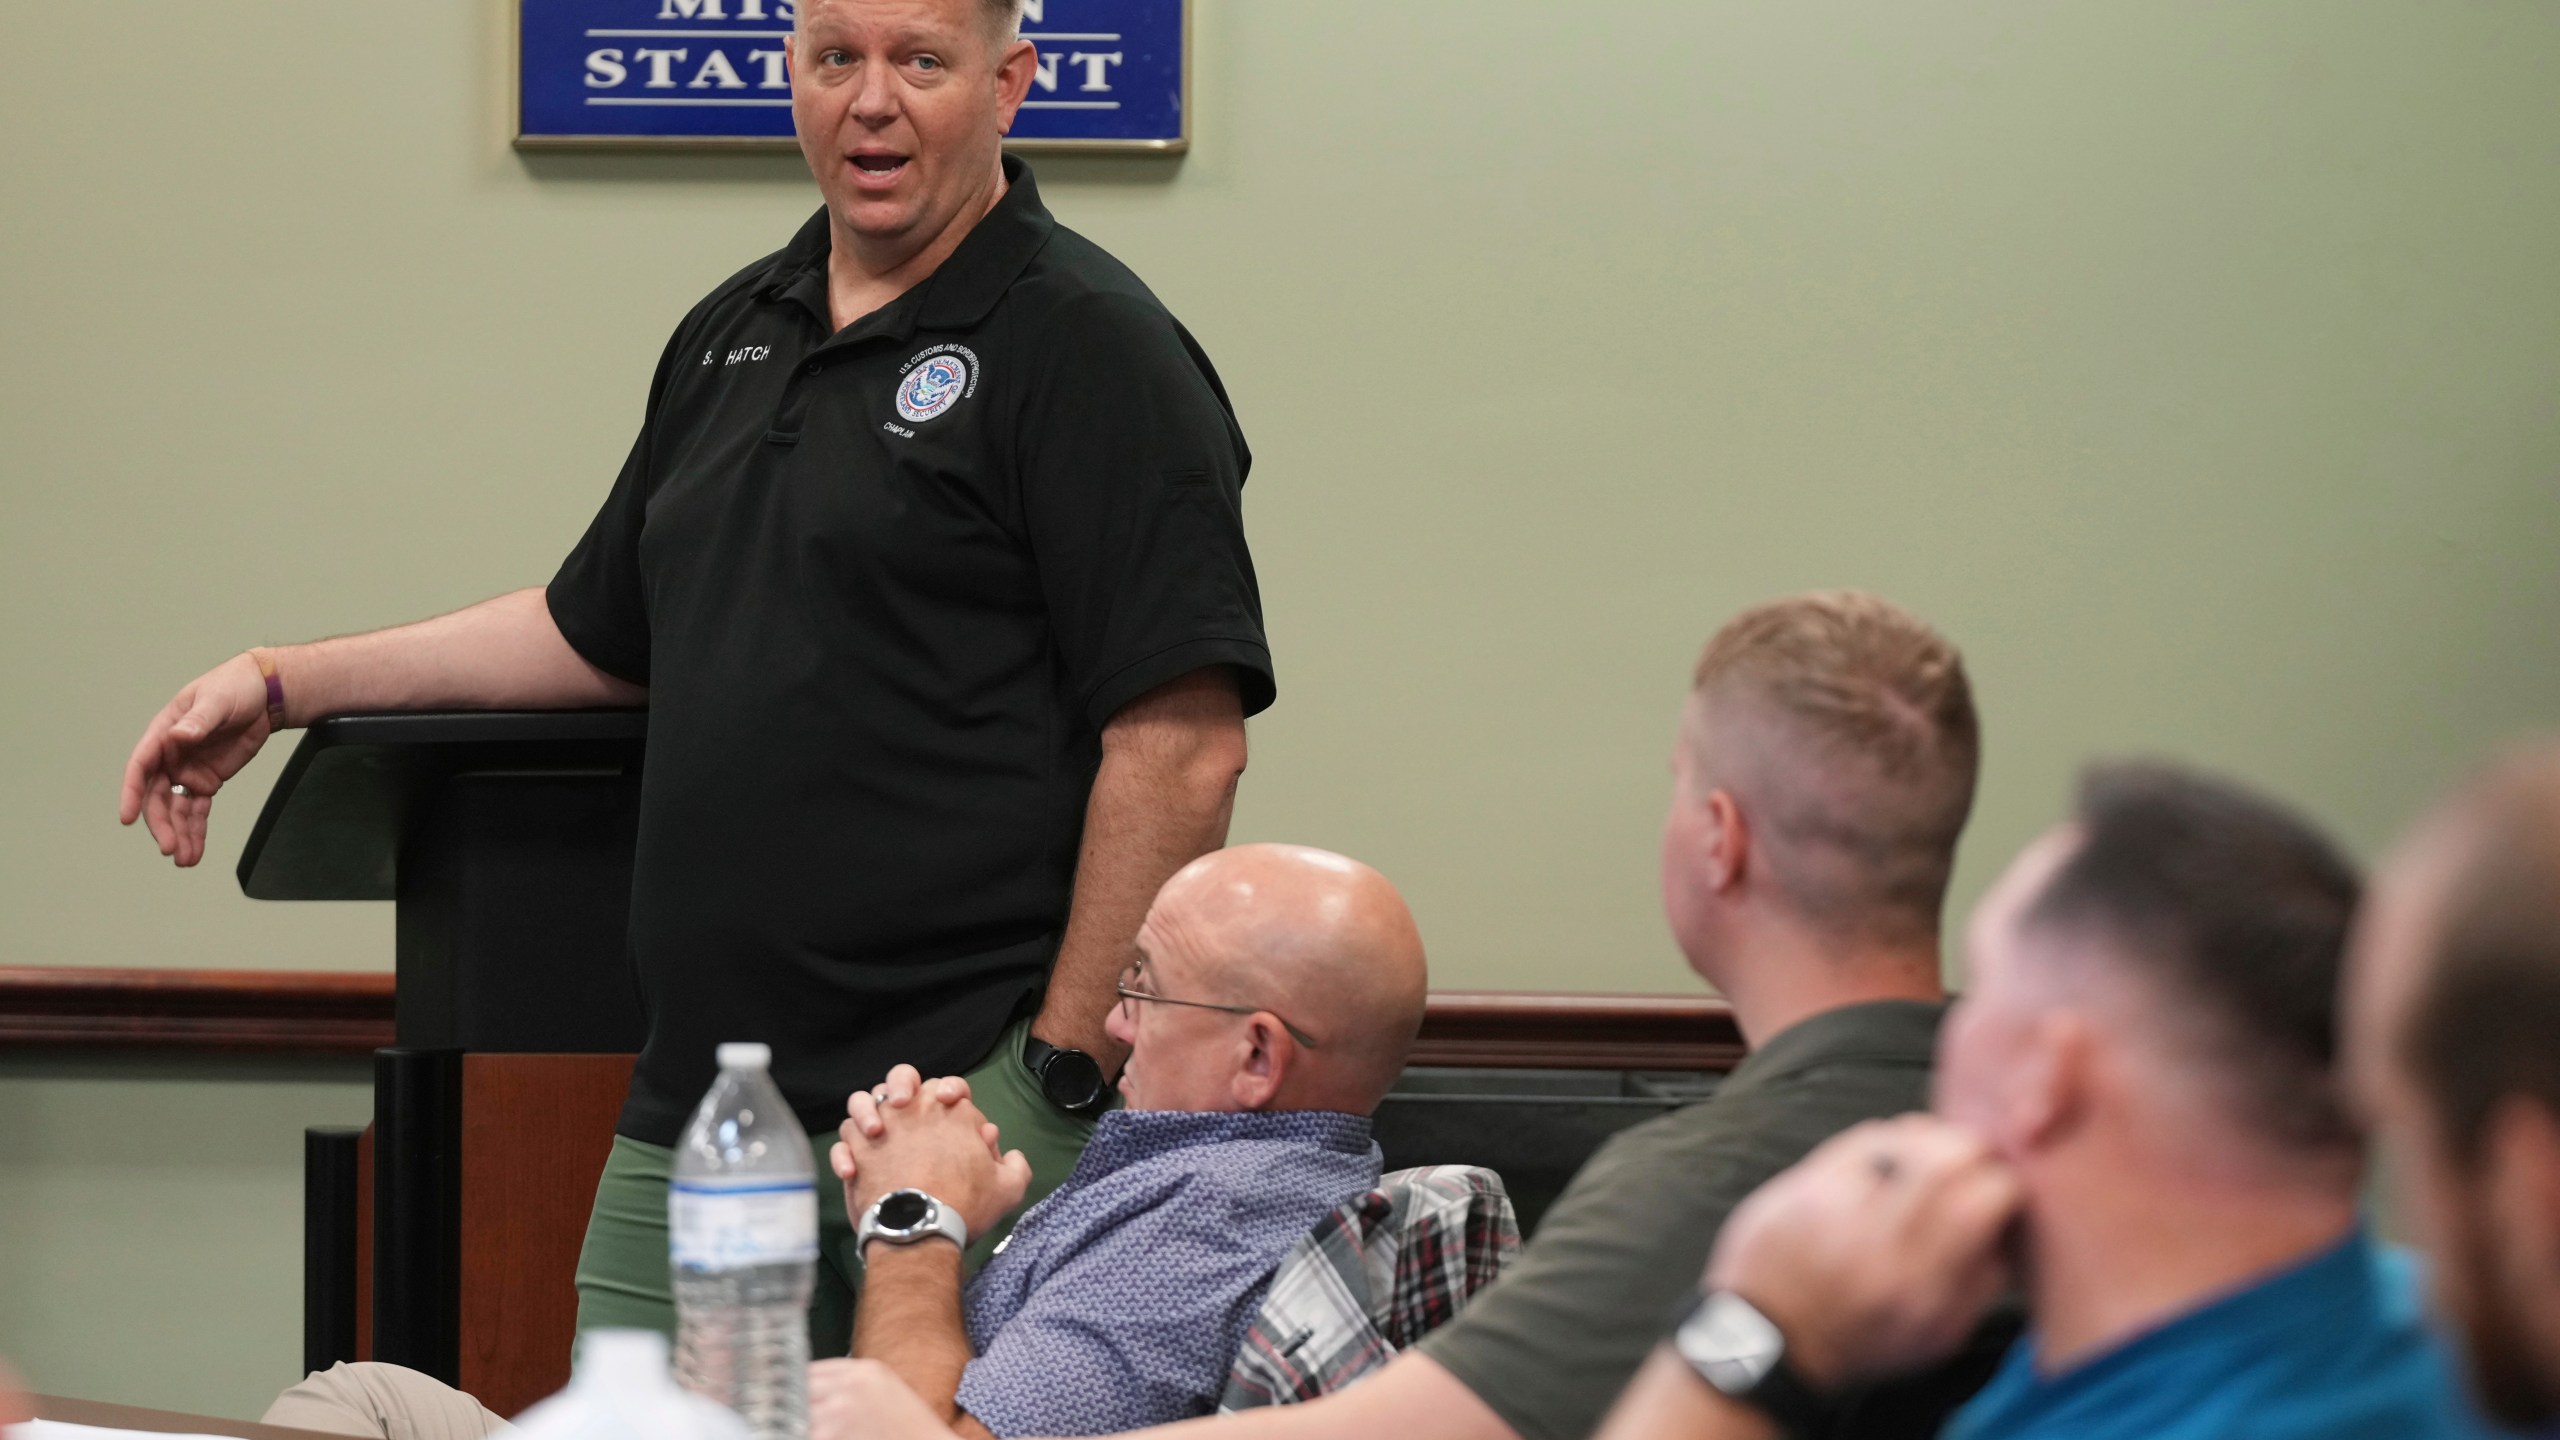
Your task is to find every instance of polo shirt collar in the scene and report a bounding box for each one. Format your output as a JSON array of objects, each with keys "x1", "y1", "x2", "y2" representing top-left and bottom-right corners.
[
  {"x1": 1720, "y1": 998, "x2": 1946, "y2": 1096},
  {"x1": 757, "y1": 154, "x2": 1057, "y2": 337}
]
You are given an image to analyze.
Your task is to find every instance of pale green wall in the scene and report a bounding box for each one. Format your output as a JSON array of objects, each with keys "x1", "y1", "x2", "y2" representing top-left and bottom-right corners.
[
  {"x1": 4, "y1": 0, "x2": 2558, "y2": 1418},
  {"x1": 0, "y1": 1057, "x2": 373, "y2": 1418}
]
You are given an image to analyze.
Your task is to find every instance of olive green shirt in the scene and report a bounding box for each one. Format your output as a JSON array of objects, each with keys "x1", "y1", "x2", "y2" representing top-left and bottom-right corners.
[{"x1": 1417, "y1": 999, "x2": 1946, "y2": 1440}]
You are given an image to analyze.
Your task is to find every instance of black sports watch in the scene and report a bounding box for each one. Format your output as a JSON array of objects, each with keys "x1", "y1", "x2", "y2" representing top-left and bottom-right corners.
[
  {"x1": 1670, "y1": 1288, "x2": 1831, "y2": 1439},
  {"x1": 1022, "y1": 1034, "x2": 1109, "y2": 1118}
]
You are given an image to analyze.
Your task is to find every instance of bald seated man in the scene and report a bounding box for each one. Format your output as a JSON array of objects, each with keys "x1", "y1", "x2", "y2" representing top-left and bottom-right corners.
[{"x1": 814, "y1": 844, "x2": 1430, "y2": 1440}]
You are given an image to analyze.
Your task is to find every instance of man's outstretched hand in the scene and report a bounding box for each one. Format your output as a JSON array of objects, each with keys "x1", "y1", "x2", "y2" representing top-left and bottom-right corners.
[
  {"x1": 832, "y1": 1065, "x2": 1031, "y2": 1238},
  {"x1": 1706, "y1": 1114, "x2": 2023, "y2": 1389},
  {"x1": 119, "y1": 652, "x2": 273, "y2": 867}
]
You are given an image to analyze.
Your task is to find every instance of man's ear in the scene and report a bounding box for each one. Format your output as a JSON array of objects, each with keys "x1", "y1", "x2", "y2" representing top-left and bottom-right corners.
[
  {"x1": 1703, "y1": 790, "x2": 1748, "y2": 894},
  {"x1": 1230, "y1": 1015, "x2": 1287, "y2": 1112},
  {"x1": 2005, "y1": 1010, "x2": 2092, "y2": 1154},
  {"x1": 993, "y1": 38, "x2": 1038, "y2": 132},
  {"x1": 2483, "y1": 1097, "x2": 2560, "y2": 1303}
]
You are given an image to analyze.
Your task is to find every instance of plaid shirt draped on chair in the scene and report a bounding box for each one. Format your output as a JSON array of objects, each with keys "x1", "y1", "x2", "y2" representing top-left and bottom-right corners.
[{"x1": 1219, "y1": 1164, "x2": 1521, "y2": 1409}]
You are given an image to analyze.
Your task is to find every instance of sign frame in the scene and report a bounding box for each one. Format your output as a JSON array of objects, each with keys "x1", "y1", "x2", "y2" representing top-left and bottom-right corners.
[{"x1": 511, "y1": 0, "x2": 1191, "y2": 155}]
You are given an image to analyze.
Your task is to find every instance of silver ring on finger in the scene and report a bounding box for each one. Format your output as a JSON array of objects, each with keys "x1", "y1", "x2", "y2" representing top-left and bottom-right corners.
[{"x1": 171, "y1": 783, "x2": 191, "y2": 797}]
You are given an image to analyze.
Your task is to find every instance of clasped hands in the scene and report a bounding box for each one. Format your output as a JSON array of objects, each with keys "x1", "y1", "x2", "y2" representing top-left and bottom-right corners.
[{"x1": 831, "y1": 1064, "x2": 1032, "y2": 1241}]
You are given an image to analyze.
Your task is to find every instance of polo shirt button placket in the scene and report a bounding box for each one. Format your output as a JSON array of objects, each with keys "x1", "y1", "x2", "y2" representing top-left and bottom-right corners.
[{"x1": 767, "y1": 359, "x2": 820, "y2": 447}]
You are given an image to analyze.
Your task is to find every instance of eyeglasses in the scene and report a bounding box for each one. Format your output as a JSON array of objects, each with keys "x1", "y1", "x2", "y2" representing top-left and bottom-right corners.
[{"x1": 1116, "y1": 956, "x2": 1321, "y2": 1049}]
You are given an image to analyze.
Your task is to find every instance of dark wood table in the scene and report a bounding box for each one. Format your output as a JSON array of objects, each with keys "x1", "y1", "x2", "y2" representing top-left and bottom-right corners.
[{"x1": 31, "y1": 1395, "x2": 363, "y2": 1440}]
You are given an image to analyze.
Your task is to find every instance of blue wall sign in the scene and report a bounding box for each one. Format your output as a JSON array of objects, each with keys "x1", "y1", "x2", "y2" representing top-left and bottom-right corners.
[{"x1": 517, "y1": 0, "x2": 1188, "y2": 151}]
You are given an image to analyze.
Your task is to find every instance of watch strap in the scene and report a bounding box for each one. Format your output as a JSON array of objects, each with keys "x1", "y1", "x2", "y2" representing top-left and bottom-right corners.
[
  {"x1": 1671, "y1": 1289, "x2": 1833, "y2": 1439},
  {"x1": 856, "y1": 1190, "x2": 968, "y2": 1254},
  {"x1": 1022, "y1": 1034, "x2": 1109, "y2": 1117}
]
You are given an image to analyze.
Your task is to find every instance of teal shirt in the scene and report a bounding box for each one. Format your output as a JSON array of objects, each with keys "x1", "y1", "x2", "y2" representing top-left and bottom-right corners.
[{"x1": 1947, "y1": 1226, "x2": 2501, "y2": 1440}]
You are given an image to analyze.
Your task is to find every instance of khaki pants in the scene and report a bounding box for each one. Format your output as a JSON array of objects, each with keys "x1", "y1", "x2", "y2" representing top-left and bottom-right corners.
[
  {"x1": 572, "y1": 1016, "x2": 1100, "y2": 1356},
  {"x1": 263, "y1": 1362, "x2": 506, "y2": 1440}
]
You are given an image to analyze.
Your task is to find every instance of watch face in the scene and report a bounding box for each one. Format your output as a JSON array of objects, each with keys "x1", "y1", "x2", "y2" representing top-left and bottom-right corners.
[
  {"x1": 876, "y1": 1190, "x2": 932, "y2": 1232},
  {"x1": 1675, "y1": 1291, "x2": 1785, "y2": 1395},
  {"x1": 1040, "y1": 1048, "x2": 1107, "y2": 1111}
]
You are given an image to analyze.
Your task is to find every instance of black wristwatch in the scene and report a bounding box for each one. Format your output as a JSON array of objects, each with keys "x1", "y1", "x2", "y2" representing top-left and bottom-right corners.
[
  {"x1": 1022, "y1": 1034, "x2": 1109, "y2": 1118},
  {"x1": 1670, "y1": 1289, "x2": 1831, "y2": 1439}
]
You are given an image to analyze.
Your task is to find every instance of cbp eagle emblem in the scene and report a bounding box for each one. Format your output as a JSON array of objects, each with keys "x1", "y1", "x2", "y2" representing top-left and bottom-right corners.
[{"x1": 896, "y1": 355, "x2": 970, "y2": 423}]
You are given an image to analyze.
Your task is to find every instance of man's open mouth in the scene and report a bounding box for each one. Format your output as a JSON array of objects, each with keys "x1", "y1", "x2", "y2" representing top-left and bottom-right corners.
[{"x1": 850, "y1": 152, "x2": 910, "y2": 178}]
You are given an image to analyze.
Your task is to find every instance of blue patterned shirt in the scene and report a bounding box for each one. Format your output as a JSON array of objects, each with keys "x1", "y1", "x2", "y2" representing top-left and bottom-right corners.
[{"x1": 955, "y1": 1108, "x2": 1382, "y2": 1437}]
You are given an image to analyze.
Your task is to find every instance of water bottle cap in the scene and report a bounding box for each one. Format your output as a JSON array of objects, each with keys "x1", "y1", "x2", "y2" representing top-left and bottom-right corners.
[
  {"x1": 715, "y1": 1041, "x2": 772, "y2": 1071},
  {"x1": 576, "y1": 1327, "x2": 669, "y2": 1388}
]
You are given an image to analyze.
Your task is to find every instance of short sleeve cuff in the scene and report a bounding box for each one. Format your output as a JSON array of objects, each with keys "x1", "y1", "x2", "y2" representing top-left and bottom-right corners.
[
  {"x1": 1413, "y1": 1331, "x2": 1548, "y2": 1440},
  {"x1": 543, "y1": 582, "x2": 651, "y2": 687},
  {"x1": 954, "y1": 1360, "x2": 1043, "y2": 1440},
  {"x1": 1084, "y1": 636, "x2": 1276, "y2": 732}
]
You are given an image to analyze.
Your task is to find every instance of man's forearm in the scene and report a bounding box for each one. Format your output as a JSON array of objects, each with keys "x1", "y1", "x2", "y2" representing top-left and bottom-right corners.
[
  {"x1": 851, "y1": 1243, "x2": 977, "y2": 1421},
  {"x1": 1034, "y1": 670, "x2": 1246, "y2": 1067},
  {"x1": 1590, "y1": 1348, "x2": 1777, "y2": 1440},
  {"x1": 269, "y1": 587, "x2": 642, "y2": 724}
]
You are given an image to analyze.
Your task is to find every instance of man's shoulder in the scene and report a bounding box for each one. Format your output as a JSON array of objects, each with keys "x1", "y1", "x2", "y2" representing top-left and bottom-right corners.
[
  {"x1": 1002, "y1": 222, "x2": 1194, "y2": 347},
  {"x1": 1599, "y1": 1044, "x2": 1935, "y2": 1173}
]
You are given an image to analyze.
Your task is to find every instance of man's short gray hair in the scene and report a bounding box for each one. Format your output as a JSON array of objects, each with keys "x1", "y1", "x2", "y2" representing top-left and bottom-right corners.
[{"x1": 794, "y1": 0, "x2": 1022, "y2": 45}]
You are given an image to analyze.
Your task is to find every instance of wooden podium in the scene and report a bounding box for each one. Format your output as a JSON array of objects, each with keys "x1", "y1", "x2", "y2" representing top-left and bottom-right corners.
[{"x1": 241, "y1": 711, "x2": 651, "y2": 1416}]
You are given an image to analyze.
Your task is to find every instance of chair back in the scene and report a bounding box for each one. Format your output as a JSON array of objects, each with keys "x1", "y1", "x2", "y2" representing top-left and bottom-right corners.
[{"x1": 1218, "y1": 1164, "x2": 1520, "y2": 1410}]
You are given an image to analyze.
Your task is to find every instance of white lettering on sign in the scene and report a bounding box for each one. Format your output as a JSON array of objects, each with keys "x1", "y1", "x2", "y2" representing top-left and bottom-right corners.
[
  {"x1": 634, "y1": 48, "x2": 689, "y2": 87},
  {"x1": 690, "y1": 51, "x2": 746, "y2": 88},
  {"x1": 575, "y1": 9, "x2": 795, "y2": 107},
  {"x1": 1020, "y1": 0, "x2": 1043, "y2": 21},
  {"x1": 1067, "y1": 51, "x2": 1123, "y2": 91}
]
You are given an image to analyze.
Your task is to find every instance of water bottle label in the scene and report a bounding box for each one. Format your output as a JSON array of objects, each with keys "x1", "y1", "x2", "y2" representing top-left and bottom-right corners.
[{"x1": 669, "y1": 1181, "x2": 819, "y2": 1269}]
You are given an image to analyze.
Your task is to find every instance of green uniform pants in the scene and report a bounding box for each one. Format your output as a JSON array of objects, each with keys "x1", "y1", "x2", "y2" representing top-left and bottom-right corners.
[{"x1": 571, "y1": 1016, "x2": 1098, "y2": 1357}]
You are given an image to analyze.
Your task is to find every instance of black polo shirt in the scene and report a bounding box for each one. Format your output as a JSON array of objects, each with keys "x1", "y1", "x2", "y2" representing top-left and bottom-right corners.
[{"x1": 548, "y1": 157, "x2": 1273, "y2": 1145}]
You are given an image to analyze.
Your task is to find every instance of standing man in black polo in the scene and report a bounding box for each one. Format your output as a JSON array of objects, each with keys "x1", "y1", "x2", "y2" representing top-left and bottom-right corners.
[{"x1": 118, "y1": 0, "x2": 1270, "y2": 1350}]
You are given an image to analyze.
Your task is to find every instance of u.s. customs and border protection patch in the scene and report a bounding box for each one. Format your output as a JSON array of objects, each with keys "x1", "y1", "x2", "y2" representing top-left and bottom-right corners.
[{"x1": 895, "y1": 345, "x2": 979, "y2": 423}]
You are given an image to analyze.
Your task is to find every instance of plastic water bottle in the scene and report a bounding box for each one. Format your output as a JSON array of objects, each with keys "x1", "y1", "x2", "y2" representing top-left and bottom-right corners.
[
  {"x1": 671, "y1": 1042, "x2": 817, "y2": 1440},
  {"x1": 515, "y1": 1330, "x2": 749, "y2": 1440}
]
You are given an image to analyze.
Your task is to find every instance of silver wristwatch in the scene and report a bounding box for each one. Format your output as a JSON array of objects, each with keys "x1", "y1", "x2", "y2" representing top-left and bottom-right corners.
[
  {"x1": 1671, "y1": 1289, "x2": 1828, "y2": 1435},
  {"x1": 856, "y1": 1188, "x2": 969, "y2": 1254}
]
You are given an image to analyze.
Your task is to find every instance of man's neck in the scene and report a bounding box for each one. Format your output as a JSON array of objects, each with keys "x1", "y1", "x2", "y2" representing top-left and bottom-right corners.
[
  {"x1": 1713, "y1": 925, "x2": 1944, "y2": 1050},
  {"x1": 826, "y1": 159, "x2": 1009, "y2": 332},
  {"x1": 2023, "y1": 1160, "x2": 2360, "y2": 1374}
]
